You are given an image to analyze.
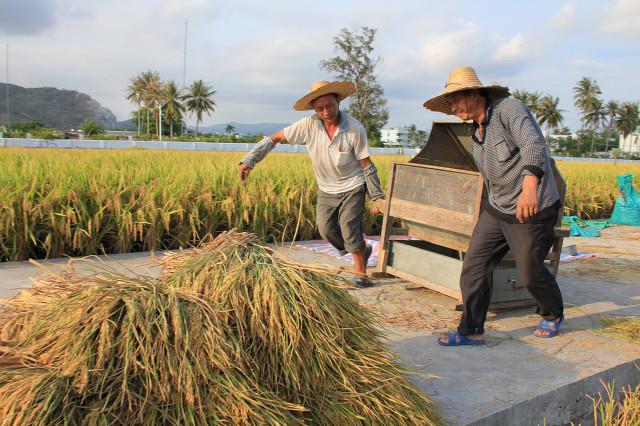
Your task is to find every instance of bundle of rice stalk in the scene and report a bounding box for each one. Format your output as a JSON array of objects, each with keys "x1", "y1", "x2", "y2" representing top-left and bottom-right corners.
[
  {"x1": 0, "y1": 273, "x2": 306, "y2": 425},
  {"x1": 160, "y1": 230, "x2": 443, "y2": 425}
]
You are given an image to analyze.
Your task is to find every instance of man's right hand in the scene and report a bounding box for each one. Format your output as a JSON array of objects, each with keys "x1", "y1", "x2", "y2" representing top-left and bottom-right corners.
[{"x1": 239, "y1": 163, "x2": 252, "y2": 181}]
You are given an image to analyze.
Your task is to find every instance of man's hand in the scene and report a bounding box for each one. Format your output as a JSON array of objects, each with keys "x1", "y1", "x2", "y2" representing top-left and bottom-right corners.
[
  {"x1": 516, "y1": 175, "x2": 539, "y2": 223},
  {"x1": 370, "y1": 198, "x2": 385, "y2": 216},
  {"x1": 239, "y1": 163, "x2": 252, "y2": 181}
]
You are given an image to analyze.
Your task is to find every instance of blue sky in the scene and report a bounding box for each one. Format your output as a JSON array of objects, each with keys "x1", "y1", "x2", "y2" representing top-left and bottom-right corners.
[{"x1": 1, "y1": 0, "x2": 638, "y2": 131}]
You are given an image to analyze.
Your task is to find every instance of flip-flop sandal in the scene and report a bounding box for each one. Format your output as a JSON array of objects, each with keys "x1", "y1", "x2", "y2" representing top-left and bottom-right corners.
[
  {"x1": 350, "y1": 276, "x2": 374, "y2": 288},
  {"x1": 438, "y1": 331, "x2": 486, "y2": 347},
  {"x1": 534, "y1": 314, "x2": 565, "y2": 338}
]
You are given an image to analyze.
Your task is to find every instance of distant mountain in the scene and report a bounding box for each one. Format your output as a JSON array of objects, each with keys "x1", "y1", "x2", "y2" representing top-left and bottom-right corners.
[
  {"x1": 0, "y1": 83, "x2": 117, "y2": 130},
  {"x1": 199, "y1": 122, "x2": 290, "y2": 135}
]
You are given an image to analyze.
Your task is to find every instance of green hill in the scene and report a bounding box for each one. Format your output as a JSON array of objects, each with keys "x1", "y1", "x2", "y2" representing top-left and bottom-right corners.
[{"x1": 0, "y1": 83, "x2": 117, "y2": 130}]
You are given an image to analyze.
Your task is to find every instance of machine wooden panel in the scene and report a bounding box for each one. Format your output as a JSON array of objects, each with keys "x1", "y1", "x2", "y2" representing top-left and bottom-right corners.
[{"x1": 388, "y1": 163, "x2": 483, "y2": 237}]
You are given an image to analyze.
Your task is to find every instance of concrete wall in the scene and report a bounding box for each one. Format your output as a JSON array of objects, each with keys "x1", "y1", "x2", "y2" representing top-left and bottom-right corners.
[
  {"x1": 2, "y1": 137, "x2": 640, "y2": 163},
  {"x1": 0, "y1": 138, "x2": 418, "y2": 156}
]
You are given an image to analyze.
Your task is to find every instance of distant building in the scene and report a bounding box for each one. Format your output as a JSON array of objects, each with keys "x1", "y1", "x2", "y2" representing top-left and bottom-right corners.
[
  {"x1": 381, "y1": 126, "x2": 425, "y2": 147},
  {"x1": 620, "y1": 133, "x2": 640, "y2": 155}
]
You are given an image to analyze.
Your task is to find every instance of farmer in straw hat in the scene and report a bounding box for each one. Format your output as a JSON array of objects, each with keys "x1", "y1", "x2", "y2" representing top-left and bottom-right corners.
[
  {"x1": 238, "y1": 80, "x2": 385, "y2": 288},
  {"x1": 424, "y1": 67, "x2": 565, "y2": 345}
]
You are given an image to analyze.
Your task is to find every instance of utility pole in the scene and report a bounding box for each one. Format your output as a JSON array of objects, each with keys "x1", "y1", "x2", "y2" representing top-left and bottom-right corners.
[
  {"x1": 5, "y1": 44, "x2": 9, "y2": 133},
  {"x1": 182, "y1": 21, "x2": 188, "y2": 136},
  {"x1": 182, "y1": 21, "x2": 188, "y2": 91}
]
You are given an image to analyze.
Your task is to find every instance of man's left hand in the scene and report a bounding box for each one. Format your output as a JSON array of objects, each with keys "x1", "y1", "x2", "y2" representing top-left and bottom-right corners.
[
  {"x1": 370, "y1": 198, "x2": 385, "y2": 216},
  {"x1": 516, "y1": 175, "x2": 539, "y2": 223}
]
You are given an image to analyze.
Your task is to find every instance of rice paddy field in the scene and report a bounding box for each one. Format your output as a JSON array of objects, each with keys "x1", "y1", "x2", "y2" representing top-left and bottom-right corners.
[{"x1": 1, "y1": 147, "x2": 639, "y2": 262}]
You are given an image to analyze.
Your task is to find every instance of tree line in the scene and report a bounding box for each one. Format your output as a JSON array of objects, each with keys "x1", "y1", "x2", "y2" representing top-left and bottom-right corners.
[
  {"x1": 126, "y1": 72, "x2": 216, "y2": 138},
  {"x1": 509, "y1": 78, "x2": 638, "y2": 156}
]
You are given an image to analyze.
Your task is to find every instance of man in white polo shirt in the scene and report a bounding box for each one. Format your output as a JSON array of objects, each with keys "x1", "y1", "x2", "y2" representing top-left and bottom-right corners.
[{"x1": 238, "y1": 80, "x2": 385, "y2": 287}]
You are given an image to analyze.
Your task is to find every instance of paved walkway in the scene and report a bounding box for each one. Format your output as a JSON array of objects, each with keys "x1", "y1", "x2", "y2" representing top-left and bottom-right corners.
[{"x1": 1, "y1": 226, "x2": 639, "y2": 425}]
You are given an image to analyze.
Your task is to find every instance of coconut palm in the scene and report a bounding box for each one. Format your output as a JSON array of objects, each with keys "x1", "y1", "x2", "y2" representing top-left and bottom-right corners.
[
  {"x1": 125, "y1": 74, "x2": 146, "y2": 136},
  {"x1": 184, "y1": 80, "x2": 217, "y2": 136},
  {"x1": 604, "y1": 100, "x2": 620, "y2": 152},
  {"x1": 537, "y1": 95, "x2": 564, "y2": 141},
  {"x1": 512, "y1": 89, "x2": 542, "y2": 118},
  {"x1": 615, "y1": 102, "x2": 640, "y2": 138},
  {"x1": 573, "y1": 77, "x2": 602, "y2": 129},
  {"x1": 225, "y1": 124, "x2": 236, "y2": 136},
  {"x1": 138, "y1": 71, "x2": 163, "y2": 137},
  {"x1": 161, "y1": 81, "x2": 186, "y2": 138},
  {"x1": 585, "y1": 100, "x2": 606, "y2": 153}
]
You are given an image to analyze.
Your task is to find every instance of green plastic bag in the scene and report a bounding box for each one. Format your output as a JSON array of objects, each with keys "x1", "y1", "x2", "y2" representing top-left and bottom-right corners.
[{"x1": 611, "y1": 174, "x2": 640, "y2": 226}]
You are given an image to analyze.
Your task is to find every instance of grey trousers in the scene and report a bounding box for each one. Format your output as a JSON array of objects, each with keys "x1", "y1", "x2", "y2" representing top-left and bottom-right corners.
[
  {"x1": 316, "y1": 185, "x2": 366, "y2": 253},
  {"x1": 458, "y1": 209, "x2": 564, "y2": 336}
]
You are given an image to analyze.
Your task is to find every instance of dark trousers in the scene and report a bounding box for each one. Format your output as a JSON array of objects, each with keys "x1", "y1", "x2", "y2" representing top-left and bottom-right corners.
[
  {"x1": 458, "y1": 209, "x2": 564, "y2": 336},
  {"x1": 315, "y1": 185, "x2": 366, "y2": 254}
]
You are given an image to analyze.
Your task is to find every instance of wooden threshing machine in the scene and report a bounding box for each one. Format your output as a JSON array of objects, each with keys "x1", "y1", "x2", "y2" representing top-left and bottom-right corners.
[{"x1": 376, "y1": 122, "x2": 567, "y2": 309}]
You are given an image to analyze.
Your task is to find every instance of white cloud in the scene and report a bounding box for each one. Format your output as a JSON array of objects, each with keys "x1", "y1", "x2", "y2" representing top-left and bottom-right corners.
[
  {"x1": 601, "y1": 0, "x2": 640, "y2": 38},
  {"x1": 492, "y1": 34, "x2": 535, "y2": 64},
  {"x1": 548, "y1": 0, "x2": 576, "y2": 30}
]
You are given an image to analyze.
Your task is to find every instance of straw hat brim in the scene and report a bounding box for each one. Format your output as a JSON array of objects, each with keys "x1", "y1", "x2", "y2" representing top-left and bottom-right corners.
[
  {"x1": 424, "y1": 84, "x2": 510, "y2": 115},
  {"x1": 294, "y1": 82, "x2": 356, "y2": 111}
]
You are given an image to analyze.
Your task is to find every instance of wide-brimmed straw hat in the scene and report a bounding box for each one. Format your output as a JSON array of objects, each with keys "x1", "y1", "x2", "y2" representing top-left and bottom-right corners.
[
  {"x1": 423, "y1": 66, "x2": 509, "y2": 115},
  {"x1": 293, "y1": 80, "x2": 356, "y2": 111}
]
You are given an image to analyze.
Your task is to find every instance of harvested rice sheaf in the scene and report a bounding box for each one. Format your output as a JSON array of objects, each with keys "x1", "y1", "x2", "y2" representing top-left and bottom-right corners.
[{"x1": 0, "y1": 231, "x2": 443, "y2": 425}]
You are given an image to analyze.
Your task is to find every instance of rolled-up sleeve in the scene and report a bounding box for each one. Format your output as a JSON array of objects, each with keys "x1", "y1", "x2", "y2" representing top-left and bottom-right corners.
[{"x1": 501, "y1": 99, "x2": 547, "y2": 179}]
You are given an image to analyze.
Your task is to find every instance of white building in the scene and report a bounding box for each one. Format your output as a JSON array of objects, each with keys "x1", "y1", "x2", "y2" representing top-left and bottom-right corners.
[
  {"x1": 380, "y1": 126, "x2": 427, "y2": 147},
  {"x1": 620, "y1": 133, "x2": 640, "y2": 155}
]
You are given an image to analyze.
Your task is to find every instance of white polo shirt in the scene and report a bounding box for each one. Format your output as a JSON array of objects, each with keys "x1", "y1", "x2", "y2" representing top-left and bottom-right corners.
[{"x1": 284, "y1": 112, "x2": 370, "y2": 194}]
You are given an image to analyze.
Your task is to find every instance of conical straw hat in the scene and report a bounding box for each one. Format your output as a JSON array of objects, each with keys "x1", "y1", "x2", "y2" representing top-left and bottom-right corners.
[
  {"x1": 423, "y1": 66, "x2": 509, "y2": 115},
  {"x1": 294, "y1": 80, "x2": 357, "y2": 111}
]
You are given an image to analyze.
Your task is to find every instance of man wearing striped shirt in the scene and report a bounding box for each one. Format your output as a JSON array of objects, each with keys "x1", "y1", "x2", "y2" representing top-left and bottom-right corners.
[{"x1": 424, "y1": 67, "x2": 565, "y2": 346}]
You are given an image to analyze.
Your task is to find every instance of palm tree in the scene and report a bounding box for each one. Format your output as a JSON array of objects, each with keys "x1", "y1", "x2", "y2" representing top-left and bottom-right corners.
[
  {"x1": 138, "y1": 71, "x2": 163, "y2": 137},
  {"x1": 184, "y1": 80, "x2": 216, "y2": 136},
  {"x1": 125, "y1": 74, "x2": 145, "y2": 136},
  {"x1": 585, "y1": 100, "x2": 606, "y2": 153},
  {"x1": 615, "y1": 102, "x2": 639, "y2": 138},
  {"x1": 161, "y1": 81, "x2": 186, "y2": 138},
  {"x1": 225, "y1": 124, "x2": 236, "y2": 136},
  {"x1": 512, "y1": 89, "x2": 542, "y2": 118},
  {"x1": 537, "y1": 95, "x2": 564, "y2": 141},
  {"x1": 573, "y1": 77, "x2": 602, "y2": 152},
  {"x1": 602, "y1": 100, "x2": 620, "y2": 152}
]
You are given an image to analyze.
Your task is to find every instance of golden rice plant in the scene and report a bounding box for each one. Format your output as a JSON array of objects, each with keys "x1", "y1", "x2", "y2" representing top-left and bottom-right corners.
[
  {"x1": 557, "y1": 161, "x2": 640, "y2": 219},
  {"x1": 1, "y1": 147, "x2": 637, "y2": 262},
  {"x1": 0, "y1": 148, "x2": 402, "y2": 261},
  {"x1": 159, "y1": 231, "x2": 442, "y2": 425},
  {"x1": 0, "y1": 231, "x2": 443, "y2": 425}
]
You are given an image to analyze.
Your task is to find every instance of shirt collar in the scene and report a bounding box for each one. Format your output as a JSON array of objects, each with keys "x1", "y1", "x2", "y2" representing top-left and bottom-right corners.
[
  {"x1": 313, "y1": 111, "x2": 347, "y2": 138},
  {"x1": 471, "y1": 100, "x2": 495, "y2": 144}
]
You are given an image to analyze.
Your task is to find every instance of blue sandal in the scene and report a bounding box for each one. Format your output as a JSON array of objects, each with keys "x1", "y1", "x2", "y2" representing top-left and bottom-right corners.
[
  {"x1": 534, "y1": 314, "x2": 564, "y2": 338},
  {"x1": 438, "y1": 332, "x2": 486, "y2": 346}
]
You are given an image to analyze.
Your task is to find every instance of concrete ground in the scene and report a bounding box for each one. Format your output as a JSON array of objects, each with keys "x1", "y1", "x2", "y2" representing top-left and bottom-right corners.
[{"x1": 1, "y1": 226, "x2": 639, "y2": 425}]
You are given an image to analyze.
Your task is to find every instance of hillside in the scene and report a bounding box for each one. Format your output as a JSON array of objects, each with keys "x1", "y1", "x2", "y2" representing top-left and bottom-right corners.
[{"x1": 0, "y1": 83, "x2": 117, "y2": 130}]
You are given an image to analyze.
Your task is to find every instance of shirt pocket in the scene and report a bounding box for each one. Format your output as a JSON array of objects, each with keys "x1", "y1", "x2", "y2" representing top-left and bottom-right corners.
[
  {"x1": 494, "y1": 140, "x2": 516, "y2": 162},
  {"x1": 336, "y1": 150, "x2": 355, "y2": 168}
]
